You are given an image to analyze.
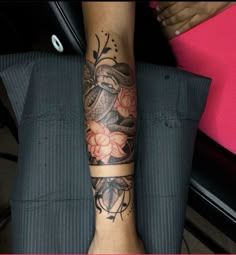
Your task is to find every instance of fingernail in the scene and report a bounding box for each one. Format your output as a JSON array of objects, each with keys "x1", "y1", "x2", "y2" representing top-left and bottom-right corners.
[
  {"x1": 156, "y1": 6, "x2": 160, "y2": 12},
  {"x1": 157, "y1": 16, "x2": 162, "y2": 22},
  {"x1": 162, "y1": 20, "x2": 166, "y2": 26},
  {"x1": 175, "y1": 30, "x2": 181, "y2": 35}
]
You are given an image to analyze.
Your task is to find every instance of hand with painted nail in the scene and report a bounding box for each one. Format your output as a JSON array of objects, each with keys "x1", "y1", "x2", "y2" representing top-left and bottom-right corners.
[{"x1": 155, "y1": 2, "x2": 234, "y2": 39}]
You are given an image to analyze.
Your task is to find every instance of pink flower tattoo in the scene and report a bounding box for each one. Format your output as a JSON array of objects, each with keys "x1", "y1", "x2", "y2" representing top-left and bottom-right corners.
[
  {"x1": 86, "y1": 121, "x2": 127, "y2": 164},
  {"x1": 114, "y1": 88, "x2": 137, "y2": 118}
]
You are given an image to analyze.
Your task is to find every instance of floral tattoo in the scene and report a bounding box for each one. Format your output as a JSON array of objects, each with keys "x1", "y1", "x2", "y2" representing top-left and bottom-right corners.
[
  {"x1": 83, "y1": 31, "x2": 137, "y2": 165},
  {"x1": 91, "y1": 175, "x2": 134, "y2": 222}
]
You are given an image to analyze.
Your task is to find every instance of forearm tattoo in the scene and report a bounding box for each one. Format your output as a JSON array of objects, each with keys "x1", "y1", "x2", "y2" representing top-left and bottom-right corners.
[
  {"x1": 83, "y1": 31, "x2": 137, "y2": 165},
  {"x1": 91, "y1": 175, "x2": 134, "y2": 222}
]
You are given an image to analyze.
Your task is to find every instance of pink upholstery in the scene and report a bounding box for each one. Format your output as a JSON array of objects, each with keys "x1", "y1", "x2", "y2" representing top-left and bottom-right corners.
[{"x1": 150, "y1": 2, "x2": 236, "y2": 154}]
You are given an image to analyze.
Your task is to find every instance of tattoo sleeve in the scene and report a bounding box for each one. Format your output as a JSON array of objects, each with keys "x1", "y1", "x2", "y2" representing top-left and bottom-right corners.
[
  {"x1": 83, "y1": 31, "x2": 136, "y2": 222},
  {"x1": 83, "y1": 31, "x2": 137, "y2": 166}
]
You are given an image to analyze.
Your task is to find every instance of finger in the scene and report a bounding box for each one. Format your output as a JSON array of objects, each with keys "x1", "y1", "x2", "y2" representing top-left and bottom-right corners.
[
  {"x1": 156, "y1": 2, "x2": 176, "y2": 12},
  {"x1": 174, "y1": 14, "x2": 202, "y2": 35},
  {"x1": 162, "y1": 8, "x2": 195, "y2": 26},
  {"x1": 157, "y1": 3, "x2": 188, "y2": 20}
]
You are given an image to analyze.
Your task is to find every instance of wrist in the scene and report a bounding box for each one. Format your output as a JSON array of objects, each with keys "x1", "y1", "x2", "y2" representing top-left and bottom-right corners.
[
  {"x1": 95, "y1": 214, "x2": 137, "y2": 236},
  {"x1": 94, "y1": 221, "x2": 138, "y2": 240}
]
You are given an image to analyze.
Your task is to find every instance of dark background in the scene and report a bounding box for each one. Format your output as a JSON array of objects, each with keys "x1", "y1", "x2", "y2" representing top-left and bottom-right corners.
[{"x1": 0, "y1": 2, "x2": 176, "y2": 65}]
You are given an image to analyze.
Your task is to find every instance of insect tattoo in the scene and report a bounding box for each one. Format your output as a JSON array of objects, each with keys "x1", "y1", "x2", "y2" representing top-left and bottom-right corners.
[{"x1": 91, "y1": 175, "x2": 134, "y2": 222}]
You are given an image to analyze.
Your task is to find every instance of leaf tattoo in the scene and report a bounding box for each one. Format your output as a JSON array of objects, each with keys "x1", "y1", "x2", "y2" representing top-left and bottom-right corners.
[
  {"x1": 93, "y1": 50, "x2": 98, "y2": 60},
  {"x1": 103, "y1": 186, "x2": 120, "y2": 211},
  {"x1": 102, "y1": 47, "x2": 111, "y2": 54}
]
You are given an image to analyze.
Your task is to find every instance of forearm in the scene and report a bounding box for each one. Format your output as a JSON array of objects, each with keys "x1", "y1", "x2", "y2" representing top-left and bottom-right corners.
[{"x1": 82, "y1": 2, "x2": 137, "y2": 232}]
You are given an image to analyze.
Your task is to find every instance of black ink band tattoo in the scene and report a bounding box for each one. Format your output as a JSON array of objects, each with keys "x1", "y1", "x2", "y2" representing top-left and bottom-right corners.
[
  {"x1": 91, "y1": 175, "x2": 134, "y2": 222},
  {"x1": 84, "y1": 32, "x2": 137, "y2": 165}
]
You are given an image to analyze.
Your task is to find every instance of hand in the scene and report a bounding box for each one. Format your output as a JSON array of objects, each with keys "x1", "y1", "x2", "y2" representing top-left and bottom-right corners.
[
  {"x1": 88, "y1": 231, "x2": 145, "y2": 254},
  {"x1": 156, "y1": 2, "x2": 234, "y2": 37}
]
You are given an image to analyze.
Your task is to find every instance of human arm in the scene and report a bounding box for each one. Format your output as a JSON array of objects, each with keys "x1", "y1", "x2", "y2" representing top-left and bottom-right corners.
[
  {"x1": 82, "y1": 2, "x2": 144, "y2": 254},
  {"x1": 153, "y1": 2, "x2": 235, "y2": 39}
]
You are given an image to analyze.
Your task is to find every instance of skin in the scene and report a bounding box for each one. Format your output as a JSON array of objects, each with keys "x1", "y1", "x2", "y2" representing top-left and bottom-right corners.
[
  {"x1": 155, "y1": 2, "x2": 236, "y2": 39},
  {"x1": 82, "y1": 2, "x2": 145, "y2": 254}
]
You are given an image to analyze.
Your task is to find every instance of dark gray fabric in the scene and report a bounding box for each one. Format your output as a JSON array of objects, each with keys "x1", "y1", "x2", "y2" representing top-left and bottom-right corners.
[{"x1": 0, "y1": 52, "x2": 211, "y2": 253}]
